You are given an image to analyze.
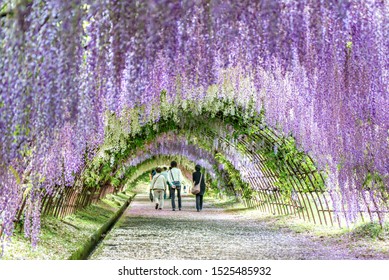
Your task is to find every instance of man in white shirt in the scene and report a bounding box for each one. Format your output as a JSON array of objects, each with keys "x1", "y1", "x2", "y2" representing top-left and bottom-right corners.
[{"x1": 167, "y1": 161, "x2": 184, "y2": 211}]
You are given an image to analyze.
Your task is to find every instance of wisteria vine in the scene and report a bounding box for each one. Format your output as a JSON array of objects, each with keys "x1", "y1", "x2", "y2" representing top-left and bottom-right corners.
[{"x1": 0, "y1": 0, "x2": 388, "y2": 245}]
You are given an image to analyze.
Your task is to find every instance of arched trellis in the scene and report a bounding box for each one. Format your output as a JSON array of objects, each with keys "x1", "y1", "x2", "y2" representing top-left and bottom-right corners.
[
  {"x1": 123, "y1": 125, "x2": 335, "y2": 226},
  {"x1": 98, "y1": 109, "x2": 387, "y2": 227},
  {"x1": 38, "y1": 153, "x2": 211, "y2": 220},
  {"x1": 1, "y1": 0, "x2": 387, "y2": 249},
  {"x1": 204, "y1": 127, "x2": 334, "y2": 226},
  {"x1": 35, "y1": 105, "x2": 388, "y2": 228}
]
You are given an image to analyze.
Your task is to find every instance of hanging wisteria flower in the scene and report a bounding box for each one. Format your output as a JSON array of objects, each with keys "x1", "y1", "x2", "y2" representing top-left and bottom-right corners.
[{"x1": 0, "y1": 0, "x2": 388, "y2": 245}]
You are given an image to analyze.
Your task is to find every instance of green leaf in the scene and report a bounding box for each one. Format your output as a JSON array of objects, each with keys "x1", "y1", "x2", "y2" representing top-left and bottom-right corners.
[
  {"x1": 9, "y1": 166, "x2": 21, "y2": 185},
  {"x1": 23, "y1": 183, "x2": 33, "y2": 200}
]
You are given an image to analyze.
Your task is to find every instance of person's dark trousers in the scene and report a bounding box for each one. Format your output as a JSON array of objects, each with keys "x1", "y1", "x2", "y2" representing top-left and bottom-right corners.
[
  {"x1": 196, "y1": 194, "x2": 203, "y2": 211},
  {"x1": 171, "y1": 187, "x2": 182, "y2": 210},
  {"x1": 168, "y1": 186, "x2": 172, "y2": 199}
]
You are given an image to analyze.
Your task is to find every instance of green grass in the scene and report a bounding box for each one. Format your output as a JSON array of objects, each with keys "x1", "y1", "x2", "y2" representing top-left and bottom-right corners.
[
  {"x1": 208, "y1": 196, "x2": 244, "y2": 209},
  {"x1": 351, "y1": 222, "x2": 389, "y2": 240},
  {"x1": 2, "y1": 190, "x2": 133, "y2": 260}
]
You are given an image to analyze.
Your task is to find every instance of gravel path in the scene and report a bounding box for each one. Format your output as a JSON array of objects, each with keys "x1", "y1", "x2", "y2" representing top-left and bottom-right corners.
[{"x1": 90, "y1": 193, "x2": 365, "y2": 260}]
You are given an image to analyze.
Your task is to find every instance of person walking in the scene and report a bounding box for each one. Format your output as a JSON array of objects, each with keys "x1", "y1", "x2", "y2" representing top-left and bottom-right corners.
[
  {"x1": 168, "y1": 161, "x2": 184, "y2": 211},
  {"x1": 192, "y1": 164, "x2": 206, "y2": 212},
  {"x1": 168, "y1": 166, "x2": 173, "y2": 199},
  {"x1": 150, "y1": 167, "x2": 168, "y2": 210},
  {"x1": 161, "y1": 166, "x2": 170, "y2": 199},
  {"x1": 148, "y1": 169, "x2": 157, "y2": 202}
]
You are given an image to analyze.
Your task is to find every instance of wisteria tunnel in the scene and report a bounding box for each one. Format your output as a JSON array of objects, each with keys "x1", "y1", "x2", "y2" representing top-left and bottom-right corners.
[{"x1": 0, "y1": 0, "x2": 388, "y2": 254}]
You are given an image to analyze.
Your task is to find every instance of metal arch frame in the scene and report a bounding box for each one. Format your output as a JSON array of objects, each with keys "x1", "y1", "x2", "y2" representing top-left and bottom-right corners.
[
  {"x1": 38, "y1": 105, "x2": 387, "y2": 228},
  {"x1": 197, "y1": 125, "x2": 334, "y2": 226}
]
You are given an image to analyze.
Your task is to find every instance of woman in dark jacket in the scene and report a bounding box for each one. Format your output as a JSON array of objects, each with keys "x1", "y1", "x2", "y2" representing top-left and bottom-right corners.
[{"x1": 192, "y1": 164, "x2": 206, "y2": 212}]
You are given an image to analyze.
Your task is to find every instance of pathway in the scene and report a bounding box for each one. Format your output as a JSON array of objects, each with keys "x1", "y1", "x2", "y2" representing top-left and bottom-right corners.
[{"x1": 90, "y1": 193, "x2": 375, "y2": 260}]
